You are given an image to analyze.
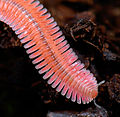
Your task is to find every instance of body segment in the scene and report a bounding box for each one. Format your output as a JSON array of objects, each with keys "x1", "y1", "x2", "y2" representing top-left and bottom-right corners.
[{"x1": 0, "y1": 0, "x2": 98, "y2": 104}]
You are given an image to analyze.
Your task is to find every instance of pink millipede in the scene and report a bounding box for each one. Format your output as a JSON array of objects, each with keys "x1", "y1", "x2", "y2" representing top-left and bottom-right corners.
[{"x1": 0, "y1": 0, "x2": 98, "y2": 104}]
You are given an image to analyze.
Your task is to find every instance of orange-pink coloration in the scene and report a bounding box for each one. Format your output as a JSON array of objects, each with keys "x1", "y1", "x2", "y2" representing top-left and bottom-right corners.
[{"x1": 0, "y1": 0, "x2": 98, "y2": 104}]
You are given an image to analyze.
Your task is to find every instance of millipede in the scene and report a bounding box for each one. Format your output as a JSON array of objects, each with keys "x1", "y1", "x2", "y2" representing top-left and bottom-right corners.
[{"x1": 0, "y1": 0, "x2": 99, "y2": 104}]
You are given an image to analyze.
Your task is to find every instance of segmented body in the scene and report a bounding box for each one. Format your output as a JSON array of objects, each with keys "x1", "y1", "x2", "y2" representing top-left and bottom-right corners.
[{"x1": 0, "y1": 0, "x2": 98, "y2": 104}]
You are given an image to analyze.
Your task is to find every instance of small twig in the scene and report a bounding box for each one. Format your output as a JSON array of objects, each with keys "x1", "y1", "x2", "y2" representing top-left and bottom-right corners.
[{"x1": 83, "y1": 40, "x2": 103, "y2": 53}]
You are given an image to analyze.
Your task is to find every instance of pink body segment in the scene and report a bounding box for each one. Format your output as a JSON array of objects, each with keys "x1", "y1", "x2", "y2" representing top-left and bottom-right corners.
[{"x1": 0, "y1": 0, "x2": 98, "y2": 104}]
